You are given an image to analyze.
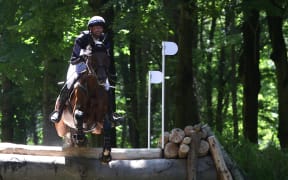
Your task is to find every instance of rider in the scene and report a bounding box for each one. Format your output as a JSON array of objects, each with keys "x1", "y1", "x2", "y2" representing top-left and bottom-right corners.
[{"x1": 49, "y1": 16, "x2": 122, "y2": 124}]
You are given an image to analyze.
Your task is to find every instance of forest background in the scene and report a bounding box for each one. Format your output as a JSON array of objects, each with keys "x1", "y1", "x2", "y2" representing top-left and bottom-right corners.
[{"x1": 1, "y1": 0, "x2": 288, "y2": 179}]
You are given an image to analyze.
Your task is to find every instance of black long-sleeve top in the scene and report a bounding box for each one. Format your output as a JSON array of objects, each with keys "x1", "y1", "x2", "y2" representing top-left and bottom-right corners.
[{"x1": 70, "y1": 30, "x2": 110, "y2": 65}]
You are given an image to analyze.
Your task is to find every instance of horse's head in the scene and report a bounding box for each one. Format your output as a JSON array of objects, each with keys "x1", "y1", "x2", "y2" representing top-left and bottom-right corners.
[{"x1": 86, "y1": 51, "x2": 110, "y2": 83}]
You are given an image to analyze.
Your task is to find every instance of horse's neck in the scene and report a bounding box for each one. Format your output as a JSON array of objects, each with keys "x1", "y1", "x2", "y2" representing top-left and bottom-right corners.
[{"x1": 86, "y1": 74, "x2": 102, "y2": 91}]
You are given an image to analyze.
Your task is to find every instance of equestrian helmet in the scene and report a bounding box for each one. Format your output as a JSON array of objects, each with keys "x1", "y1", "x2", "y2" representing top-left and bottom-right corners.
[{"x1": 88, "y1": 16, "x2": 105, "y2": 27}]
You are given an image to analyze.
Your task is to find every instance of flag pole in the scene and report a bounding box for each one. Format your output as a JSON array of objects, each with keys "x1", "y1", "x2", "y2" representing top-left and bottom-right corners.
[
  {"x1": 161, "y1": 42, "x2": 165, "y2": 150},
  {"x1": 147, "y1": 71, "x2": 151, "y2": 149}
]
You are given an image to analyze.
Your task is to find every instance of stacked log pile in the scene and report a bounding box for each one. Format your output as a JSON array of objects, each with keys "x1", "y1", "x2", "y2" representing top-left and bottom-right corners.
[{"x1": 161, "y1": 124, "x2": 242, "y2": 180}]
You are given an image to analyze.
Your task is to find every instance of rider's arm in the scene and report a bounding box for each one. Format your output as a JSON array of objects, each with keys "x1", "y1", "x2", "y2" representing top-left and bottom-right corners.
[
  {"x1": 70, "y1": 43, "x2": 84, "y2": 65},
  {"x1": 70, "y1": 32, "x2": 91, "y2": 65}
]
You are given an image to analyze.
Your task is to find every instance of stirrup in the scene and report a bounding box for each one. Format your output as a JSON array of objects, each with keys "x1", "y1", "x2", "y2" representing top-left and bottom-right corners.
[
  {"x1": 111, "y1": 113, "x2": 125, "y2": 126},
  {"x1": 49, "y1": 110, "x2": 61, "y2": 123}
]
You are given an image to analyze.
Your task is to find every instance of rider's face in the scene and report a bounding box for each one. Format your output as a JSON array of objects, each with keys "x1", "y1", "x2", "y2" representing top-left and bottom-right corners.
[{"x1": 90, "y1": 25, "x2": 104, "y2": 38}]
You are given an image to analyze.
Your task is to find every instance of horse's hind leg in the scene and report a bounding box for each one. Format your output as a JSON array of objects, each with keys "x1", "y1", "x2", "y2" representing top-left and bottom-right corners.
[
  {"x1": 63, "y1": 129, "x2": 87, "y2": 148},
  {"x1": 54, "y1": 120, "x2": 76, "y2": 148},
  {"x1": 54, "y1": 118, "x2": 69, "y2": 137},
  {"x1": 63, "y1": 132, "x2": 73, "y2": 148}
]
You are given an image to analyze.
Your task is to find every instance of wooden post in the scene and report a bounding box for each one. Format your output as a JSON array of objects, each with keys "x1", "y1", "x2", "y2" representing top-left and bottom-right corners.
[
  {"x1": 202, "y1": 125, "x2": 244, "y2": 180},
  {"x1": 207, "y1": 136, "x2": 233, "y2": 180},
  {"x1": 187, "y1": 131, "x2": 201, "y2": 180}
]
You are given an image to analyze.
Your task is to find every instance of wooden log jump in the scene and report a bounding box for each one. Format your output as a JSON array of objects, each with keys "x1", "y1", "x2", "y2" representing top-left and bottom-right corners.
[
  {"x1": 0, "y1": 124, "x2": 244, "y2": 180},
  {"x1": 0, "y1": 143, "x2": 162, "y2": 160},
  {"x1": 0, "y1": 143, "x2": 217, "y2": 180}
]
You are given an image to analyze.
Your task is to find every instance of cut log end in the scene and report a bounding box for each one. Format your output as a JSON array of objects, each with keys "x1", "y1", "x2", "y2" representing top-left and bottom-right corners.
[
  {"x1": 198, "y1": 140, "x2": 209, "y2": 157},
  {"x1": 164, "y1": 142, "x2": 179, "y2": 158},
  {"x1": 169, "y1": 128, "x2": 185, "y2": 144},
  {"x1": 178, "y1": 143, "x2": 190, "y2": 158}
]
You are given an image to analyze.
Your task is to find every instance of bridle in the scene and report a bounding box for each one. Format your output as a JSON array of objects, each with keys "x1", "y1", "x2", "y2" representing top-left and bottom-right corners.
[{"x1": 85, "y1": 52, "x2": 110, "y2": 89}]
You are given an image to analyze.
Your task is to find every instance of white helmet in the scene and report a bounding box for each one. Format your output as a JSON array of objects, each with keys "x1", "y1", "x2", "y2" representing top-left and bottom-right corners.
[{"x1": 87, "y1": 16, "x2": 105, "y2": 27}]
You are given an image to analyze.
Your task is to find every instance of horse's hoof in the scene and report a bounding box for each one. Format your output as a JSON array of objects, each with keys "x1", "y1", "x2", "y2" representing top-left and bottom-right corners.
[
  {"x1": 101, "y1": 154, "x2": 112, "y2": 164},
  {"x1": 101, "y1": 150, "x2": 112, "y2": 163},
  {"x1": 72, "y1": 133, "x2": 87, "y2": 147},
  {"x1": 77, "y1": 138, "x2": 87, "y2": 147}
]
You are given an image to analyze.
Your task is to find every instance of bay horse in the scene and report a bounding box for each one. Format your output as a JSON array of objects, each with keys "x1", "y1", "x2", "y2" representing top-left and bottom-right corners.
[{"x1": 54, "y1": 51, "x2": 112, "y2": 162}]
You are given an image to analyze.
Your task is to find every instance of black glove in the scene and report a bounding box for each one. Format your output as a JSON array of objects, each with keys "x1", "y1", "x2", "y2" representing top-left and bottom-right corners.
[{"x1": 79, "y1": 46, "x2": 92, "y2": 57}]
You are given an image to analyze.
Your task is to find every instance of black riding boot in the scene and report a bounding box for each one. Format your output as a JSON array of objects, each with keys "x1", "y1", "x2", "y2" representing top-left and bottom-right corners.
[{"x1": 49, "y1": 84, "x2": 71, "y2": 123}]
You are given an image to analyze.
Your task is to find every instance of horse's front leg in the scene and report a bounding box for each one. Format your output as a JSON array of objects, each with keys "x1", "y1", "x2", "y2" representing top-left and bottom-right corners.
[
  {"x1": 74, "y1": 109, "x2": 84, "y2": 131},
  {"x1": 101, "y1": 114, "x2": 112, "y2": 163},
  {"x1": 72, "y1": 87, "x2": 87, "y2": 147},
  {"x1": 73, "y1": 109, "x2": 87, "y2": 146}
]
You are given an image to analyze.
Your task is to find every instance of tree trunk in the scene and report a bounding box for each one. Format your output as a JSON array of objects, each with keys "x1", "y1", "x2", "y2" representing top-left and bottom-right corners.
[
  {"x1": 137, "y1": 48, "x2": 148, "y2": 147},
  {"x1": 176, "y1": 0, "x2": 200, "y2": 128},
  {"x1": 267, "y1": 15, "x2": 288, "y2": 149},
  {"x1": 228, "y1": 0, "x2": 239, "y2": 142},
  {"x1": 42, "y1": 58, "x2": 62, "y2": 146},
  {"x1": 215, "y1": 47, "x2": 226, "y2": 134},
  {"x1": 205, "y1": 4, "x2": 217, "y2": 127},
  {"x1": 118, "y1": 53, "x2": 130, "y2": 147},
  {"x1": 241, "y1": 7, "x2": 260, "y2": 143},
  {"x1": 0, "y1": 76, "x2": 14, "y2": 142},
  {"x1": 231, "y1": 44, "x2": 239, "y2": 141},
  {"x1": 128, "y1": 38, "x2": 140, "y2": 147}
]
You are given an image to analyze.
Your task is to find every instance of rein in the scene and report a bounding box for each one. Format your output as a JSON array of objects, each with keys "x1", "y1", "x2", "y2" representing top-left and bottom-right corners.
[{"x1": 85, "y1": 56, "x2": 115, "y2": 89}]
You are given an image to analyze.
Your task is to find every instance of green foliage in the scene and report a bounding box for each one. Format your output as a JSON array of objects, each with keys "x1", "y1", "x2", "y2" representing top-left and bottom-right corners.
[
  {"x1": 0, "y1": 0, "x2": 90, "y2": 143},
  {"x1": 222, "y1": 137, "x2": 288, "y2": 180},
  {"x1": 0, "y1": 0, "x2": 287, "y2": 177}
]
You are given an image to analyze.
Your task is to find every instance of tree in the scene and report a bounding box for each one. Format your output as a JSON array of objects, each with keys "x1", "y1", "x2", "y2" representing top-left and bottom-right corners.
[
  {"x1": 175, "y1": 0, "x2": 200, "y2": 128},
  {"x1": 226, "y1": 0, "x2": 240, "y2": 141},
  {"x1": 240, "y1": 1, "x2": 261, "y2": 144},
  {"x1": 266, "y1": 1, "x2": 288, "y2": 149},
  {"x1": 0, "y1": 76, "x2": 14, "y2": 142},
  {"x1": 1, "y1": 0, "x2": 287, "y2": 153},
  {"x1": 0, "y1": 0, "x2": 41, "y2": 143}
]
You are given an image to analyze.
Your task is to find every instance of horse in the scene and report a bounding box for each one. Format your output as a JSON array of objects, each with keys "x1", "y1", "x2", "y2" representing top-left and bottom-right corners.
[{"x1": 54, "y1": 51, "x2": 112, "y2": 162}]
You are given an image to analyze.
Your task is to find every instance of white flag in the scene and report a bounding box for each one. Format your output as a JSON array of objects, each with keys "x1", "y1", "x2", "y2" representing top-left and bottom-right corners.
[
  {"x1": 162, "y1": 41, "x2": 178, "y2": 55},
  {"x1": 149, "y1": 71, "x2": 162, "y2": 84}
]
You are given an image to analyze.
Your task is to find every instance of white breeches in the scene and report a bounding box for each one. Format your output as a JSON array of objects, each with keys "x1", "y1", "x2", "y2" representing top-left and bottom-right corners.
[
  {"x1": 66, "y1": 62, "x2": 87, "y2": 89},
  {"x1": 66, "y1": 62, "x2": 110, "y2": 91}
]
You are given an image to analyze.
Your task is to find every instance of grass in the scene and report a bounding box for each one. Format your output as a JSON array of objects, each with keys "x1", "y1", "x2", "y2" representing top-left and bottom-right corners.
[{"x1": 221, "y1": 137, "x2": 288, "y2": 180}]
